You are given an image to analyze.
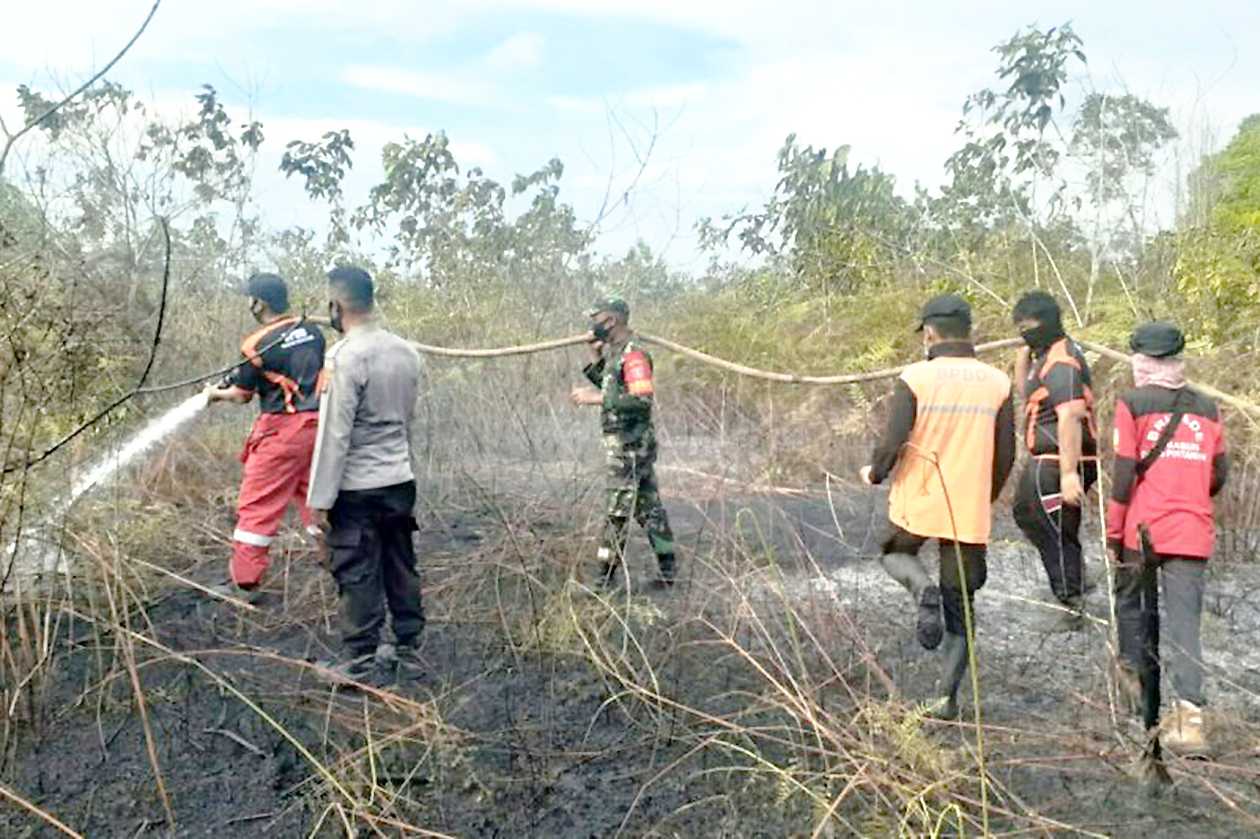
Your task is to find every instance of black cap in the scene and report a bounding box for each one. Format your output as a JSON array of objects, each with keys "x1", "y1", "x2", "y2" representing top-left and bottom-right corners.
[
  {"x1": 1130, "y1": 321, "x2": 1185, "y2": 358},
  {"x1": 244, "y1": 272, "x2": 289, "y2": 313},
  {"x1": 587, "y1": 296, "x2": 630, "y2": 319},
  {"x1": 916, "y1": 293, "x2": 971, "y2": 332}
]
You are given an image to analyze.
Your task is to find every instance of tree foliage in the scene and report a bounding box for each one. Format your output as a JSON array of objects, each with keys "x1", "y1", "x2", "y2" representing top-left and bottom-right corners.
[
  {"x1": 1175, "y1": 116, "x2": 1260, "y2": 345},
  {"x1": 939, "y1": 24, "x2": 1087, "y2": 231},
  {"x1": 698, "y1": 134, "x2": 913, "y2": 295},
  {"x1": 1071, "y1": 93, "x2": 1176, "y2": 207}
]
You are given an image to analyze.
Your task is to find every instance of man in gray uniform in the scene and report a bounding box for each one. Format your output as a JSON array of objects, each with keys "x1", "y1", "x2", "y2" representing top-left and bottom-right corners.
[{"x1": 308, "y1": 266, "x2": 424, "y2": 686}]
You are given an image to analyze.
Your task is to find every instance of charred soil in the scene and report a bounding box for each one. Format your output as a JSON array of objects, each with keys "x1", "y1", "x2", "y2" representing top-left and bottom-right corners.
[{"x1": 3, "y1": 474, "x2": 1260, "y2": 837}]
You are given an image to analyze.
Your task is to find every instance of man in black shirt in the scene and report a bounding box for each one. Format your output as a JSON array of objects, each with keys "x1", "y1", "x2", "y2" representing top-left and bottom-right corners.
[
  {"x1": 1011, "y1": 291, "x2": 1098, "y2": 631},
  {"x1": 205, "y1": 273, "x2": 325, "y2": 601}
]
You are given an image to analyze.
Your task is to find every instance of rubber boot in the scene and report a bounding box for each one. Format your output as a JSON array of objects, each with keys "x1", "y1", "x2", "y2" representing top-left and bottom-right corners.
[
  {"x1": 595, "y1": 561, "x2": 623, "y2": 592},
  {"x1": 650, "y1": 553, "x2": 676, "y2": 590},
  {"x1": 1082, "y1": 569, "x2": 1099, "y2": 595},
  {"x1": 393, "y1": 643, "x2": 424, "y2": 684},
  {"x1": 880, "y1": 554, "x2": 941, "y2": 649},
  {"x1": 916, "y1": 586, "x2": 943, "y2": 650},
  {"x1": 1160, "y1": 699, "x2": 1207, "y2": 756},
  {"x1": 315, "y1": 653, "x2": 386, "y2": 689},
  {"x1": 925, "y1": 630, "x2": 969, "y2": 720},
  {"x1": 208, "y1": 580, "x2": 264, "y2": 605}
]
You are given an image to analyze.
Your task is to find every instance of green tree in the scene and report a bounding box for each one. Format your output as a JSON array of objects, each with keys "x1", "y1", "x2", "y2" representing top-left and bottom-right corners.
[
  {"x1": 937, "y1": 24, "x2": 1087, "y2": 322},
  {"x1": 1069, "y1": 92, "x2": 1177, "y2": 320},
  {"x1": 1175, "y1": 116, "x2": 1260, "y2": 346},
  {"x1": 698, "y1": 134, "x2": 913, "y2": 316}
]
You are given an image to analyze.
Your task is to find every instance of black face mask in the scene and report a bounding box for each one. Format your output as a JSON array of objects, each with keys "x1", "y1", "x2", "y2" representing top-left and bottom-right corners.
[
  {"x1": 591, "y1": 320, "x2": 612, "y2": 342},
  {"x1": 329, "y1": 302, "x2": 344, "y2": 334},
  {"x1": 249, "y1": 299, "x2": 266, "y2": 324},
  {"x1": 1020, "y1": 322, "x2": 1062, "y2": 351}
]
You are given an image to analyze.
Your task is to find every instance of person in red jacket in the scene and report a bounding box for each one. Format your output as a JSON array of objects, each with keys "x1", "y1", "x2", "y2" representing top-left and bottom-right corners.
[
  {"x1": 204, "y1": 273, "x2": 326, "y2": 602},
  {"x1": 1107, "y1": 321, "x2": 1228, "y2": 754}
]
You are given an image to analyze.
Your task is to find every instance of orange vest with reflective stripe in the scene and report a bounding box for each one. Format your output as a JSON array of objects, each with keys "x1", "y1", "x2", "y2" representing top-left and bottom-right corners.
[
  {"x1": 1022, "y1": 337, "x2": 1098, "y2": 455},
  {"x1": 888, "y1": 357, "x2": 1011, "y2": 544},
  {"x1": 242, "y1": 316, "x2": 301, "y2": 413}
]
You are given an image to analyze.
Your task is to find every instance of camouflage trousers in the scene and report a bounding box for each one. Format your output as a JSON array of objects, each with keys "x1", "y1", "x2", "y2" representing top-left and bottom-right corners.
[{"x1": 600, "y1": 441, "x2": 675, "y2": 569}]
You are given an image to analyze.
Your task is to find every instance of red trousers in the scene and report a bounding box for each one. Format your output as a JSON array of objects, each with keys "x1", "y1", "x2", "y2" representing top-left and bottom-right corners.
[{"x1": 231, "y1": 412, "x2": 319, "y2": 586}]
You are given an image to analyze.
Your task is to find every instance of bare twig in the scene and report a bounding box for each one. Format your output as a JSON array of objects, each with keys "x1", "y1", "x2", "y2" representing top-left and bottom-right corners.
[
  {"x1": 0, "y1": 780, "x2": 85, "y2": 838},
  {"x1": 203, "y1": 727, "x2": 266, "y2": 757},
  {"x1": 0, "y1": 0, "x2": 163, "y2": 176}
]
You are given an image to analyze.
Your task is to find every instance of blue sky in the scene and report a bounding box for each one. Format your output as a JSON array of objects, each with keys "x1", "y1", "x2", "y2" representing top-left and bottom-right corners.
[{"x1": 2, "y1": 0, "x2": 1258, "y2": 270}]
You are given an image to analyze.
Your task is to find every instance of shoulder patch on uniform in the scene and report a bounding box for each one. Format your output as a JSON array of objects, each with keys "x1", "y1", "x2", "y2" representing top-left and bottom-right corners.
[{"x1": 623, "y1": 350, "x2": 654, "y2": 396}]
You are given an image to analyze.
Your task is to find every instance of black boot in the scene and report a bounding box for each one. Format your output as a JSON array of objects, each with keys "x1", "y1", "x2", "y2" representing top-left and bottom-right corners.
[
  {"x1": 393, "y1": 642, "x2": 424, "y2": 684},
  {"x1": 916, "y1": 585, "x2": 943, "y2": 650},
  {"x1": 595, "y1": 561, "x2": 621, "y2": 591},
  {"x1": 651, "y1": 553, "x2": 676, "y2": 590},
  {"x1": 1039, "y1": 595, "x2": 1085, "y2": 632},
  {"x1": 315, "y1": 652, "x2": 386, "y2": 689},
  {"x1": 926, "y1": 630, "x2": 969, "y2": 720}
]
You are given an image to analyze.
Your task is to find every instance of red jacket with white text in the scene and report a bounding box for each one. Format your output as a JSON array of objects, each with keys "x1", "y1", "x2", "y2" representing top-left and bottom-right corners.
[{"x1": 1106, "y1": 385, "x2": 1228, "y2": 559}]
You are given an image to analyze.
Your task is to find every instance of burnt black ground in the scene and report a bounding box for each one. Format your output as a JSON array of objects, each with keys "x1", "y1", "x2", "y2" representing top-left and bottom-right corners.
[{"x1": 4, "y1": 474, "x2": 1260, "y2": 837}]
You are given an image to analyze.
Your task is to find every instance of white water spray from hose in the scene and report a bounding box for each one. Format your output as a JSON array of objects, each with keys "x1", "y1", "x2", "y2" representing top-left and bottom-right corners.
[{"x1": 4, "y1": 391, "x2": 210, "y2": 583}]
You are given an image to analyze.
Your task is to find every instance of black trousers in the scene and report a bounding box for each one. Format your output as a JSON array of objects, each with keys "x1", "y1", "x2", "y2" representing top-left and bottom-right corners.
[
  {"x1": 1012, "y1": 458, "x2": 1097, "y2": 603},
  {"x1": 1114, "y1": 554, "x2": 1207, "y2": 706},
  {"x1": 882, "y1": 526, "x2": 988, "y2": 636},
  {"x1": 326, "y1": 481, "x2": 424, "y2": 657}
]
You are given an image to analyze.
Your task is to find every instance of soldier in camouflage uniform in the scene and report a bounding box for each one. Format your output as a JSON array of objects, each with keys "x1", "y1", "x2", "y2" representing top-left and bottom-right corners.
[{"x1": 569, "y1": 297, "x2": 677, "y2": 589}]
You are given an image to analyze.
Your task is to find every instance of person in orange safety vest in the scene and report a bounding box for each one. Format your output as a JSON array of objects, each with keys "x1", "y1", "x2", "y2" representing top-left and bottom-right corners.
[{"x1": 860, "y1": 294, "x2": 1015, "y2": 720}]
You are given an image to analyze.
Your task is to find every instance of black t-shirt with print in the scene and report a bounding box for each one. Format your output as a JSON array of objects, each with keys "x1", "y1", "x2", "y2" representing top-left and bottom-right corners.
[{"x1": 228, "y1": 318, "x2": 325, "y2": 414}]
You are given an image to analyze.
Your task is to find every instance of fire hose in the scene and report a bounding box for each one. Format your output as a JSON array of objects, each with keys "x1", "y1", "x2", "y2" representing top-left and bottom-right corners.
[
  {"x1": 405, "y1": 330, "x2": 1260, "y2": 420},
  {"x1": 11, "y1": 319, "x2": 1260, "y2": 482}
]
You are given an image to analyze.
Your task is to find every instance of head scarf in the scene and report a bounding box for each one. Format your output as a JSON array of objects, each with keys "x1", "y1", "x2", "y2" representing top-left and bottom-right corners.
[{"x1": 1131, "y1": 353, "x2": 1186, "y2": 390}]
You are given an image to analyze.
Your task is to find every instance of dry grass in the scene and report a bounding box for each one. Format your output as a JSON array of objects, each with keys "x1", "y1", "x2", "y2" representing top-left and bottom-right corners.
[{"x1": 3, "y1": 296, "x2": 1260, "y2": 836}]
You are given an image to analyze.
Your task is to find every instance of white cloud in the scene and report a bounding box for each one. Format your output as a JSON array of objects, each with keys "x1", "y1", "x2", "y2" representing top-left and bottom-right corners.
[
  {"x1": 485, "y1": 32, "x2": 545, "y2": 72},
  {"x1": 341, "y1": 65, "x2": 498, "y2": 107},
  {"x1": 546, "y1": 95, "x2": 605, "y2": 114},
  {"x1": 623, "y1": 82, "x2": 708, "y2": 109},
  {"x1": 451, "y1": 140, "x2": 499, "y2": 168},
  {"x1": 5, "y1": 0, "x2": 1259, "y2": 269},
  {"x1": 0, "y1": 1, "x2": 472, "y2": 70}
]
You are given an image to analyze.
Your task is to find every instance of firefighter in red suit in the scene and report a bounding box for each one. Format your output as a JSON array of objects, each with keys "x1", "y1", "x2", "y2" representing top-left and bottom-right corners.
[
  {"x1": 205, "y1": 273, "x2": 326, "y2": 602},
  {"x1": 1107, "y1": 321, "x2": 1228, "y2": 754}
]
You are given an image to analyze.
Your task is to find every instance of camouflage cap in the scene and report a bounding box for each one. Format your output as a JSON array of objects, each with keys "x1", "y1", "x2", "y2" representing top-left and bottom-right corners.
[{"x1": 586, "y1": 296, "x2": 630, "y2": 319}]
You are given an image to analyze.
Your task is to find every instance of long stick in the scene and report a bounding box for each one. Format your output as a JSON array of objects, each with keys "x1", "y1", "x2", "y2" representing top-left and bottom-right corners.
[
  {"x1": 1077, "y1": 339, "x2": 1258, "y2": 421},
  {"x1": 1136, "y1": 522, "x2": 1171, "y2": 790},
  {"x1": 640, "y1": 333, "x2": 1023, "y2": 385}
]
